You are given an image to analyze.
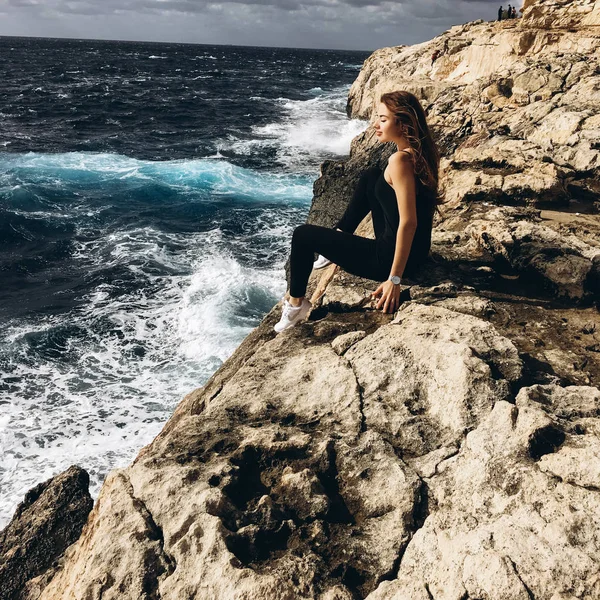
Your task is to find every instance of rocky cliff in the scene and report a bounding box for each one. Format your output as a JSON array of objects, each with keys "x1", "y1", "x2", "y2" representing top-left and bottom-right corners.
[{"x1": 2, "y1": 1, "x2": 600, "y2": 599}]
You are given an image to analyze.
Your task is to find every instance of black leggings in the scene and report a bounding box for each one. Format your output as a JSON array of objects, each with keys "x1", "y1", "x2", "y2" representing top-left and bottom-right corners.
[{"x1": 289, "y1": 174, "x2": 393, "y2": 298}]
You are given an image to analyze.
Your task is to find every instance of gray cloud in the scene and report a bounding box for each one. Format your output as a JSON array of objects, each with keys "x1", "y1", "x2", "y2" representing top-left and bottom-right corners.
[{"x1": 0, "y1": 0, "x2": 523, "y2": 50}]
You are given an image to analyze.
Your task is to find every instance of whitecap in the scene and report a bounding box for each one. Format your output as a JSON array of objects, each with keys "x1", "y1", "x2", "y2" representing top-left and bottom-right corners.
[
  {"x1": 0, "y1": 204, "x2": 299, "y2": 528},
  {"x1": 218, "y1": 85, "x2": 368, "y2": 173}
]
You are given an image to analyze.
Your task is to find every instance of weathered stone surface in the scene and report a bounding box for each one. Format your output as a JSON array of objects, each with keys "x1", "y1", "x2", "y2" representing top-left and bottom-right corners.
[
  {"x1": 331, "y1": 330, "x2": 367, "y2": 355},
  {"x1": 34, "y1": 468, "x2": 180, "y2": 600},
  {"x1": 0, "y1": 465, "x2": 92, "y2": 600},
  {"x1": 521, "y1": 0, "x2": 600, "y2": 29},
  {"x1": 464, "y1": 209, "x2": 600, "y2": 301},
  {"x1": 367, "y1": 385, "x2": 600, "y2": 599},
  {"x1": 346, "y1": 303, "x2": 522, "y2": 456},
  {"x1": 19, "y1": 294, "x2": 539, "y2": 599}
]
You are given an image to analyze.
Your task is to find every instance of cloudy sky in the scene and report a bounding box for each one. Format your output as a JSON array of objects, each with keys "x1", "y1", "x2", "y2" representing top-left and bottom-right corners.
[{"x1": 0, "y1": 0, "x2": 521, "y2": 51}]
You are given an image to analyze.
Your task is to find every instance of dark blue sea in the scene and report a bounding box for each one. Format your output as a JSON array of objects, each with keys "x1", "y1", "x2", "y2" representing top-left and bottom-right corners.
[{"x1": 0, "y1": 36, "x2": 371, "y2": 527}]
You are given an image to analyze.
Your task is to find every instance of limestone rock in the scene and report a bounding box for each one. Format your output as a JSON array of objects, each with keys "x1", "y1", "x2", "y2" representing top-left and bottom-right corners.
[
  {"x1": 345, "y1": 303, "x2": 522, "y2": 456},
  {"x1": 521, "y1": 0, "x2": 600, "y2": 29},
  {"x1": 331, "y1": 330, "x2": 367, "y2": 355},
  {"x1": 465, "y1": 212, "x2": 600, "y2": 301},
  {"x1": 367, "y1": 385, "x2": 600, "y2": 599},
  {"x1": 0, "y1": 466, "x2": 92, "y2": 600}
]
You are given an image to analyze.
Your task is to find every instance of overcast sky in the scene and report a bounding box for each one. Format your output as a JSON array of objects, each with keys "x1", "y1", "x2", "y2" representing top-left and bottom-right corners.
[{"x1": 0, "y1": 0, "x2": 522, "y2": 51}]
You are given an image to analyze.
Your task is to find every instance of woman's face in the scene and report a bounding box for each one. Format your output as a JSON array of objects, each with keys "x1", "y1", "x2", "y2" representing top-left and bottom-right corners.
[{"x1": 374, "y1": 102, "x2": 402, "y2": 143}]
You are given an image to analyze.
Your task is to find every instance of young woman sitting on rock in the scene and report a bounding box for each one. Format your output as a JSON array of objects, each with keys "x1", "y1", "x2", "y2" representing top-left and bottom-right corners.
[{"x1": 274, "y1": 90, "x2": 442, "y2": 333}]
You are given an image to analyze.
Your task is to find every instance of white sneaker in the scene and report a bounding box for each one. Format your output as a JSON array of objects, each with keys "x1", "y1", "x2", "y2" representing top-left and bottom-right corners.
[
  {"x1": 274, "y1": 297, "x2": 312, "y2": 333},
  {"x1": 313, "y1": 254, "x2": 332, "y2": 269}
]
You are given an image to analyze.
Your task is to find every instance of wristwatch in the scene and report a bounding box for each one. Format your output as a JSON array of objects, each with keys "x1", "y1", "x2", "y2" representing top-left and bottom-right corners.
[{"x1": 389, "y1": 275, "x2": 401, "y2": 285}]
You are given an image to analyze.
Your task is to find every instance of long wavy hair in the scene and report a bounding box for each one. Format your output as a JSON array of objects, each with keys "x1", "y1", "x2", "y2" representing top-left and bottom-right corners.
[{"x1": 379, "y1": 91, "x2": 444, "y2": 213}]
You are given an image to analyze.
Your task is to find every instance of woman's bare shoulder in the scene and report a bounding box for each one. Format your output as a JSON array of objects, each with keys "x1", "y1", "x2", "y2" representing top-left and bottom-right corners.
[
  {"x1": 389, "y1": 148, "x2": 414, "y2": 164},
  {"x1": 388, "y1": 150, "x2": 415, "y2": 177}
]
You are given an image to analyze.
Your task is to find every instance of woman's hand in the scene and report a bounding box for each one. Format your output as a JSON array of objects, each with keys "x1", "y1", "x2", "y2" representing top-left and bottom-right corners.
[{"x1": 371, "y1": 279, "x2": 401, "y2": 314}]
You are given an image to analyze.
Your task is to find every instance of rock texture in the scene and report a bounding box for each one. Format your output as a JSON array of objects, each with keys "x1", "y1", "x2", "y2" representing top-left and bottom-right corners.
[
  {"x1": 0, "y1": 466, "x2": 92, "y2": 600},
  {"x1": 522, "y1": 0, "x2": 600, "y2": 29},
  {"x1": 369, "y1": 386, "x2": 600, "y2": 600},
  {"x1": 2, "y1": 0, "x2": 600, "y2": 599}
]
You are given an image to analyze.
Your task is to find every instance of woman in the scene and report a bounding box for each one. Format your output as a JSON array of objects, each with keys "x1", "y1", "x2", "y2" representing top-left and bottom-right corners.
[{"x1": 274, "y1": 90, "x2": 442, "y2": 333}]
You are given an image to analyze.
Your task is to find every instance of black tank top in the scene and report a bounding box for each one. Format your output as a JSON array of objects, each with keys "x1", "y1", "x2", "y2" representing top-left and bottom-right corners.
[{"x1": 372, "y1": 154, "x2": 434, "y2": 273}]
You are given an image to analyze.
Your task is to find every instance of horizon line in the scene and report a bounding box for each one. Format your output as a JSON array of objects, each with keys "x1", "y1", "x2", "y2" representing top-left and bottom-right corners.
[{"x1": 0, "y1": 33, "x2": 376, "y2": 54}]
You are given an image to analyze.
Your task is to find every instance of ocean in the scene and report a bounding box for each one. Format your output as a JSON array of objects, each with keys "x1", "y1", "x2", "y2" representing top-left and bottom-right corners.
[{"x1": 0, "y1": 36, "x2": 371, "y2": 528}]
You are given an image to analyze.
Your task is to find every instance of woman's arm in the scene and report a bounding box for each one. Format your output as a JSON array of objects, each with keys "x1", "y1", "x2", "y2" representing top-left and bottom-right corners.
[
  {"x1": 371, "y1": 152, "x2": 417, "y2": 313},
  {"x1": 389, "y1": 152, "x2": 417, "y2": 278}
]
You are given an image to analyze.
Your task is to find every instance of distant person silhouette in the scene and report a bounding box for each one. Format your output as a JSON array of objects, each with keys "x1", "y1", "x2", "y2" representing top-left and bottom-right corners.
[
  {"x1": 431, "y1": 49, "x2": 440, "y2": 67},
  {"x1": 511, "y1": 6, "x2": 517, "y2": 17},
  {"x1": 507, "y1": 4, "x2": 512, "y2": 18},
  {"x1": 498, "y1": 5, "x2": 503, "y2": 20}
]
